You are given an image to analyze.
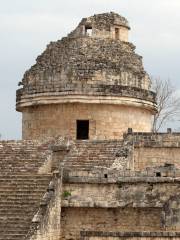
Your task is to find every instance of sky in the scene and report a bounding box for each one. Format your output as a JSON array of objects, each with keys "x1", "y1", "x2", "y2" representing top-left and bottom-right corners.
[{"x1": 0, "y1": 0, "x2": 180, "y2": 139}]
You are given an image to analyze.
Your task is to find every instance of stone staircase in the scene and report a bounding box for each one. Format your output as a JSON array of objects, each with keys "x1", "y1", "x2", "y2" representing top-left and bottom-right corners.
[
  {"x1": 64, "y1": 140, "x2": 124, "y2": 169},
  {"x1": 0, "y1": 140, "x2": 52, "y2": 240},
  {"x1": 0, "y1": 140, "x2": 50, "y2": 174}
]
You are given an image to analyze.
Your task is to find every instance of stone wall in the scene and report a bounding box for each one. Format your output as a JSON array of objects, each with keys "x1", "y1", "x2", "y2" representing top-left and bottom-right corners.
[
  {"x1": 81, "y1": 231, "x2": 180, "y2": 240},
  {"x1": 61, "y1": 208, "x2": 162, "y2": 240},
  {"x1": 134, "y1": 147, "x2": 180, "y2": 170},
  {"x1": 62, "y1": 180, "x2": 180, "y2": 211},
  {"x1": 61, "y1": 176, "x2": 180, "y2": 233},
  {"x1": 124, "y1": 132, "x2": 180, "y2": 170},
  {"x1": 22, "y1": 103, "x2": 153, "y2": 140}
]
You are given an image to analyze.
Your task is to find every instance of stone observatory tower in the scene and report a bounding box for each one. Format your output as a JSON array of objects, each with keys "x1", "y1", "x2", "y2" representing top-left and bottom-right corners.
[{"x1": 16, "y1": 12, "x2": 157, "y2": 140}]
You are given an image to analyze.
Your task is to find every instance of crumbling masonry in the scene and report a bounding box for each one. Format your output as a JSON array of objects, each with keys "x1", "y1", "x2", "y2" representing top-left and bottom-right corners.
[{"x1": 0, "y1": 12, "x2": 180, "y2": 240}]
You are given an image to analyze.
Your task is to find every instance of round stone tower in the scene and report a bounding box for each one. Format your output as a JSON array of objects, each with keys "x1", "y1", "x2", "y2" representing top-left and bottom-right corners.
[{"x1": 16, "y1": 12, "x2": 157, "y2": 140}]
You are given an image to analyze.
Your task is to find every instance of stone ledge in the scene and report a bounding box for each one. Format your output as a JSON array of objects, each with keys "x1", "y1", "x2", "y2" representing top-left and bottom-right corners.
[
  {"x1": 80, "y1": 231, "x2": 180, "y2": 237},
  {"x1": 16, "y1": 93, "x2": 157, "y2": 113},
  {"x1": 124, "y1": 132, "x2": 180, "y2": 148},
  {"x1": 63, "y1": 175, "x2": 180, "y2": 184},
  {"x1": 16, "y1": 84, "x2": 156, "y2": 103}
]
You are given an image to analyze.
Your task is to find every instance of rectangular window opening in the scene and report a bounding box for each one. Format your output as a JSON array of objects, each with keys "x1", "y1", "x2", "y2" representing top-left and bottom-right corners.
[
  {"x1": 115, "y1": 28, "x2": 120, "y2": 40},
  {"x1": 156, "y1": 172, "x2": 161, "y2": 177},
  {"x1": 76, "y1": 120, "x2": 89, "y2": 140},
  {"x1": 85, "y1": 26, "x2": 92, "y2": 36}
]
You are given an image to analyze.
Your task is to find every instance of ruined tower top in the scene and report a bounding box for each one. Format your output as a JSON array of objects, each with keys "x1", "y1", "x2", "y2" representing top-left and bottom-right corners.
[
  {"x1": 68, "y1": 12, "x2": 130, "y2": 41},
  {"x1": 16, "y1": 12, "x2": 157, "y2": 140},
  {"x1": 17, "y1": 12, "x2": 155, "y2": 108}
]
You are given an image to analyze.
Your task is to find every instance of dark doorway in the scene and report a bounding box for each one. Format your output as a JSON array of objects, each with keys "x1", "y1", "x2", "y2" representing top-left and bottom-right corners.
[{"x1": 76, "y1": 120, "x2": 89, "y2": 140}]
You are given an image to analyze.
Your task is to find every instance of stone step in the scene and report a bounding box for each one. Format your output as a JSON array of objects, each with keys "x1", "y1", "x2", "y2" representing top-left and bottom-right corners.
[
  {"x1": 0, "y1": 141, "x2": 52, "y2": 239},
  {"x1": 0, "y1": 234, "x2": 26, "y2": 240},
  {"x1": 63, "y1": 140, "x2": 124, "y2": 170}
]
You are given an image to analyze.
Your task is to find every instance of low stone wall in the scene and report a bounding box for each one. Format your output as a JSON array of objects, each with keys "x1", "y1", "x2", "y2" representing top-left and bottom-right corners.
[
  {"x1": 125, "y1": 132, "x2": 180, "y2": 146},
  {"x1": 134, "y1": 147, "x2": 180, "y2": 171},
  {"x1": 81, "y1": 231, "x2": 180, "y2": 240},
  {"x1": 62, "y1": 178, "x2": 180, "y2": 209},
  {"x1": 124, "y1": 132, "x2": 180, "y2": 171}
]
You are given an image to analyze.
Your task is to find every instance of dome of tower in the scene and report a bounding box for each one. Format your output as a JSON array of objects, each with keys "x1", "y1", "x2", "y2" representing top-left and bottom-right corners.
[{"x1": 17, "y1": 12, "x2": 155, "y2": 108}]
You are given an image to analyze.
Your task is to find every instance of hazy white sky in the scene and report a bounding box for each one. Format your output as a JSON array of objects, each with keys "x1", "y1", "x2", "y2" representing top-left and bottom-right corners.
[{"x1": 0, "y1": 0, "x2": 180, "y2": 139}]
